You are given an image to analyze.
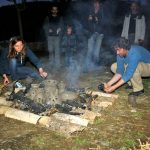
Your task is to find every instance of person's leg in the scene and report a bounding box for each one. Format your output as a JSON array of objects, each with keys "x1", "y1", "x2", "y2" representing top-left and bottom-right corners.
[
  {"x1": 9, "y1": 58, "x2": 40, "y2": 81},
  {"x1": 17, "y1": 66, "x2": 40, "y2": 80},
  {"x1": 65, "y1": 49, "x2": 71, "y2": 67},
  {"x1": 131, "y1": 63, "x2": 150, "y2": 92},
  {"x1": 93, "y1": 34, "x2": 104, "y2": 64},
  {"x1": 128, "y1": 33, "x2": 135, "y2": 44},
  {"x1": 48, "y1": 36, "x2": 54, "y2": 64},
  {"x1": 9, "y1": 58, "x2": 21, "y2": 80},
  {"x1": 110, "y1": 62, "x2": 117, "y2": 73},
  {"x1": 54, "y1": 36, "x2": 60, "y2": 67},
  {"x1": 87, "y1": 34, "x2": 95, "y2": 64}
]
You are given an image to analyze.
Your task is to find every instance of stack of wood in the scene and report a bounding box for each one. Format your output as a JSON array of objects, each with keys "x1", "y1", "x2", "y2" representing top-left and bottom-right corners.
[{"x1": 0, "y1": 90, "x2": 119, "y2": 136}]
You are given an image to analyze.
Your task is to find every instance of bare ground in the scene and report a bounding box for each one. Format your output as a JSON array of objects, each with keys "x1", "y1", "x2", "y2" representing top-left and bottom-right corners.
[{"x1": 0, "y1": 64, "x2": 150, "y2": 150}]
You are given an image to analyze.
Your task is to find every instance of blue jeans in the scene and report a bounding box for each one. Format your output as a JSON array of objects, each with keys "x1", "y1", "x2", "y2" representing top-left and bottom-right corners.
[
  {"x1": 87, "y1": 32, "x2": 104, "y2": 64},
  {"x1": 9, "y1": 58, "x2": 40, "y2": 81},
  {"x1": 65, "y1": 49, "x2": 74, "y2": 66}
]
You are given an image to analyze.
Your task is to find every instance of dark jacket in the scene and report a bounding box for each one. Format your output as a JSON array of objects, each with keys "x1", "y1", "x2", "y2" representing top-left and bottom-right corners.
[
  {"x1": 0, "y1": 46, "x2": 42, "y2": 75},
  {"x1": 15, "y1": 48, "x2": 42, "y2": 69},
  {"x1": 87, "y1": 6, "x2": 104, "y2": 35},
  {"x1": 48, "y1": 15, "x2": 64, "y2": 36},
  {"x1": 0, "y1": 48, "x2": 9, "y2": 75},
  {"x1": 61, "y1": 33, "x2": 77, "y2": 53}
]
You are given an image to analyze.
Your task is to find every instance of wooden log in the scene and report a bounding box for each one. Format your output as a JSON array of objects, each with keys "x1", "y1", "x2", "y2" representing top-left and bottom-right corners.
[
  {"x1": 86, "y1": 90, "x2": 118, "y2": 99},
  {"x1": 80, "y1": 110, "x2": 101, "y2": 124},
  {"x1": 38, "y1": 116, "x2": 51, "y2": 127},
  {"x1": 51, "y1": 112, "x2": 89, "y2": 126},
  {"x1": 47, "y1": 117, "x2": 86, "y2": 136},
  {"x1": 0, "y1": 96, "x2": 13, "y2": 106},
  {"x1": 38, "y1": 114, "x2": 87, "y2": 136},
  {"x1": 2, "y1": 107, "x2": 85, "y2": 136},
  {"x1": 70, "y1": 108, "x2": 101, "y2": 124},
  {"x1": 91, "y1": 100, "x2": 113, "y2": 108},
  {"x1": 0, "y1": 106, "x2": 12, "y2": 115},
  {"x1": 5, "y1": 108, "x2": 41, "y2": 124}
]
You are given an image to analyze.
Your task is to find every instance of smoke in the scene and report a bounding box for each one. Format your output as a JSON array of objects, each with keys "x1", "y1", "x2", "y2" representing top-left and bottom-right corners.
[
  {"x1": 41, "y1": 0, "x2": 121, "y2": 87},
  {"x1": 66, "y1": 59, "x2": 81, "y2": 88}
]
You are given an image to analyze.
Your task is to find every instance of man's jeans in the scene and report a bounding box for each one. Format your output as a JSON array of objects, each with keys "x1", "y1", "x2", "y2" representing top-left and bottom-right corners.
[
  {"x1": 111, "y1": 62, "x2": 150, "y2": 92},
  {"x1": 9, "y1": 58, "x2": 40, "y2": 81},
  {"x1": 87, "y1": 33, "x2": 104, "y2": 64},
  {"x1": 48, "y1": 36, "x2": 60, "y2": 67}
]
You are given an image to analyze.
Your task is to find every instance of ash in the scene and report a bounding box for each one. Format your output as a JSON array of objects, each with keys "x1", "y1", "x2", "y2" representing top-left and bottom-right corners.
[{"x1": 4, "y1": 77, "x2": 96, "y2": 115}]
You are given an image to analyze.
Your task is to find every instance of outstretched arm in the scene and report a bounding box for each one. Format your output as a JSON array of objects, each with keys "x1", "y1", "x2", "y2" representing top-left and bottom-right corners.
[{"x1": 104, "y1": 73, "x2": 125, "y2": 93}]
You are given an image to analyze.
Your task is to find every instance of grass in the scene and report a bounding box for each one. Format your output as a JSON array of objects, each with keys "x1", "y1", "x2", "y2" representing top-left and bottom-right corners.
[
  {"x1": 35, "y1": 136, "x2": 45, "y2": 145},
  {"x1": 74, "y1": 137, "x2": 89, "y2": 145},
  {"x1": 120, "y1": 131, "x2": 145, "y2": 149},
  {"x1": 130, "y1": 111, "x2": 143, "y2": 119},
  {"x1": 93, "y1": 118, "x2": 104, "y2": 125}
]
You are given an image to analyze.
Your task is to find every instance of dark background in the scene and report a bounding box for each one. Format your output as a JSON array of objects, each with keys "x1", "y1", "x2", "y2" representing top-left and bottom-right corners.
[
  {"x1": 0, "y1": 0, "x2": 150, "y2": 43},
  {"x1": 0, "y1": 1, "x2": 53, "y2": 42}
]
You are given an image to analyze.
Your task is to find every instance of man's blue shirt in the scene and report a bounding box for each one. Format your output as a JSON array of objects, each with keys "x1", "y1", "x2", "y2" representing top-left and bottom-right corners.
[{"x1": 117, "y1": 45, "x2": 150, "y2": 82}]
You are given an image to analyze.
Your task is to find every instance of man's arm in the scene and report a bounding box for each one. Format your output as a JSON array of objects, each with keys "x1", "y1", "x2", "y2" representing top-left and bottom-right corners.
[
  {"x1": 106, "y1": 73, "x2": 122, "y2": 87},
  {"x1": 105, "y1": 78, "x2": 125, "y2": 93},
  {"x1": 104, "y1": 73, "x2": 125, "y2": 93}
]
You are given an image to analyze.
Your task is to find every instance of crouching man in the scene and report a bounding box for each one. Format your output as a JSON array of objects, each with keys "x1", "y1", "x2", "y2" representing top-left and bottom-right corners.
[{"x1": 104, "y1": 37, "x2": 150, "y2": 96}]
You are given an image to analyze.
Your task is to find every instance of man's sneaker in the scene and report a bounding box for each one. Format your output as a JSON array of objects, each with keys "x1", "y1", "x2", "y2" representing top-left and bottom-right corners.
[
  {"x1": 125, "y1": 85, "x2": 133, "y2": 90},
  {"x1": 129, "y1": 89, "x2": 144, "y2": 96}
]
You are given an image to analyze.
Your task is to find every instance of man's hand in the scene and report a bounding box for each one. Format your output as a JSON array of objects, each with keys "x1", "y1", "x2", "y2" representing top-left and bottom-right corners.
[
  {"x1": 3, "y1": 74, "x2": 10, "y2": 86},
  {"x1": 88, "y1": 15, "x2": 93, "y2": 20},
  {"x1": 57, "y1": 28, "x2": 61, "y2": 34},
  {"x1": 138, "y1": 39, "x2": 144, "y2": 45},
  {"x1": 104, "y1": 78, "x2": 125, "y2": 93},
  {"x1": 104, "y1": 85, "x2": 116, "y2": 93},
  {"x1": 104, "y1": 83, "x2": 115, "y2": 93},
  {"x1": 49, "y1": 29, "x2": 53, "y2": 33},
  {"x1": 39, "y1": 68, "x2": 48, "y2": 78}
]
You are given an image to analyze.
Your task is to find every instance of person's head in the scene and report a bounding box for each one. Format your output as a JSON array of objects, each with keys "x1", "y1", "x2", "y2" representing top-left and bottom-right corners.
[
  {"x1": 112, "y1": 37, "x2": 131, "y2": 57},
  {"x1": 94, "y1": 0, "x2": 101, "y2": 9},
  {"x1": 51, "y1": 6, "x2": 59, "y2": 17},
  {"x1": 130, "y1": 1, "x2": 141, "y2": 14},
  {"x1": 8, "y1": 36, "x2": 26, "y2": 58},
  {"x1": 66, "y1": 25, "x2": 73, "y2": 35}
]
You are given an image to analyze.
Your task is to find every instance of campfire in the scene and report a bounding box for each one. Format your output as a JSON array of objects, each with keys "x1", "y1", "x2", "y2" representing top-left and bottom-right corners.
[{"x1": 0, "y1": 78, "x2": 118, "y2": 136}]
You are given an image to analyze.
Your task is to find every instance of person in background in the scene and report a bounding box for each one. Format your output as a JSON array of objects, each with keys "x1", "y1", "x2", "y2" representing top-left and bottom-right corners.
[
  {"x1": 104, "y1": 37, "x2": 150, "y2": 96},
  {"x1": 0, "y1": 36, "x2": 47, "y2": 85},
  {"x1": 85, "y1": 0, "x2": 104, "y2": 66},
  {"x1": 0, "y1": 47, "x2": 10, "y2": 85},
  {"x1": 121, "y1": 1, "x2": 146, "y2": 45},
  {"x1": 47, "y1": 5, "x2": 64, "y2": 68},
  {"x1": 61, "y1": 24, "x2": 77, "y2": 67}
]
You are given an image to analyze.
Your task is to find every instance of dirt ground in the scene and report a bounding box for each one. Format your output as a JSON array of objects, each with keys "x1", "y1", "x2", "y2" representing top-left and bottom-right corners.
[{"x1": 0, "y1": 62, "x2": 150, "y2": 150}]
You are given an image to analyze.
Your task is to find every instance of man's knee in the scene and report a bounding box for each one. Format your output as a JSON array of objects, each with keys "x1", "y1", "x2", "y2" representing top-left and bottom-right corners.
[
  {"x1": 111, "y1": 63, "x2": 117, "y2": 73},
  {"x1": 135, "y1": 63, "x2": 150, "y2": 77}
]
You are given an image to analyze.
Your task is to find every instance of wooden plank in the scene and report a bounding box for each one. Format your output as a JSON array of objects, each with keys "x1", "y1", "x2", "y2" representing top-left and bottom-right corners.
[
  {"x1": 86, "y1": 90, "x2": 118, "y2": 99},
  {"x1": 52, "y1": 112, "x2": 89, "y2": 126},
  {"x1": 91, "y1": 100, "x2": 113, "y2": 108},
  {"x1": 0, "y1": 97, "x2": 13, "y2": 106},
  {"x1": 0, "y1": 106, "x2": 12, "y2": 115},
  {"x1": 70, "y1": 108, "x2": 101, "y2": 124},
  {"x1": 5, "y1": 108, "x2": 41, "y2": 124},
  {"x1": 47, "y1": 117, "x2": 86, "y2": 136}
]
